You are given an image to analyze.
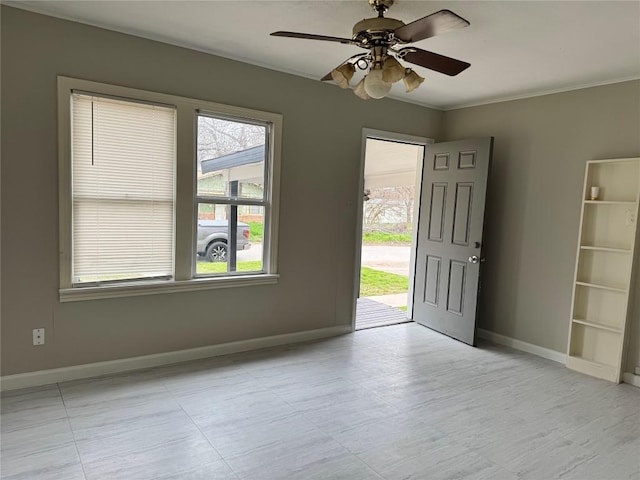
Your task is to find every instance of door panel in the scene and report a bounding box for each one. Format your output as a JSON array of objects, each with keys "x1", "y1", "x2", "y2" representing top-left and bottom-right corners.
[
  {"x1": 434, "y1": 153, "x2": 450, "y2": 170},
  {"x1": 458, "y1": 150, "x2": 477, "y2": 169},
  {"x1": 428, "y1": 183, "x2": 447, "y2": 241},
  {"x1": 452, "y1": 183, "x2": 473, "y2": 246},
  {"x1": 423, "y1": 255, "x2": 441, "y2": 306},
  {"x1": 413, "y1": 138, "x2": 493, "y2": 345},
  {"x1": 446, "y1": 260, "x2": 466, "y2": 316}
]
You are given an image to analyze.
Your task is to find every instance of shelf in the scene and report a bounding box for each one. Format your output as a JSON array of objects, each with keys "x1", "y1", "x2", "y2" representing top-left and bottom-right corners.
[
  {"x1": 567, "y1": 354, "x2": 616, "y2": 370},
  {"x1": 584, "y1": 200, "x2": 637, "y2": 205},
  {"x1": 580, "y1": 245, "x2": 632, "y2": 254},
  {"x1": 572, "y1": 319, "x2": 622, "y2": 334},
  {"x1": 568, "y1": 157, "x2": 639, "y2": 384},
  {"x1": 577, "y1": 249, "x2": 633, "y2": 288},
  {"x1": 575, "y1": 281, "x2": 627, "y2": 293},
  {"x1": 566, "y1": 355, "x2": 619, "y2": 382},
  {"x1": 580, "y1": 205, "x2": 637, "y2": 250}
]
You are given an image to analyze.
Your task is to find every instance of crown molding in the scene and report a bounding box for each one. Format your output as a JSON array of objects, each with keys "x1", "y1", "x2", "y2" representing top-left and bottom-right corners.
[{"x1": 442, "y1": 75, "x2": 640, "y2": 111}]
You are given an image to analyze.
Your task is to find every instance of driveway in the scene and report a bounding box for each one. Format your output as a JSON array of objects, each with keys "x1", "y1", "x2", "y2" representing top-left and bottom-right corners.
[
  {"x1": 237, "y1": 243, "x2": 263, "y2": 262},
  {"x1": 361, "y1": 245, "x2": 411, "y2": 276}
]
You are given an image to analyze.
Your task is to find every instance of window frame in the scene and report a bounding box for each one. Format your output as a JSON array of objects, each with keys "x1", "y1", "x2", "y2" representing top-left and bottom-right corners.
[
  {"x1": 58, "y1": 77, "x2": 281, "y2": 302},
  {"x1": 193, "y1": 111, "x2": 271, "y2": 278}
]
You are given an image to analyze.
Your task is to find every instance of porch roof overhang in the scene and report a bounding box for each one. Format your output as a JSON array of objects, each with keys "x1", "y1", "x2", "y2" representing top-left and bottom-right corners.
[
  {"x1": 201, "y1": 145, "x2": 264, "y2": 183},
  {"x1": 364, "y1": 139, "x2": 424, "y2": 189}
]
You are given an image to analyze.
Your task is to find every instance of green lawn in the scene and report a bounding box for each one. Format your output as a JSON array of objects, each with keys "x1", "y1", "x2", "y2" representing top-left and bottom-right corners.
[
  {"x1": 248, "y1": 222, "x2": 263, "y2": 242},
  {"x1": 360, "y1": 266, "x2": 408, "y2": 297},
  {"x1": 196, "y1": 262, "x2": 407, "y2": 299},
  {"x1": 362, "y1": 231, "x2": 411, "y2": 245},
  {"x1": 197, "y1": 260, "x2": 262, "y2": 274}
]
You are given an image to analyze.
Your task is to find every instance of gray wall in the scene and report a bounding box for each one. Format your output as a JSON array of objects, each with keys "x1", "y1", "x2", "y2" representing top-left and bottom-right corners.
[
  {"x1": 0, "y1": 6, "x2": 443, "y2": 375},
  {"x1": 442, "y1": 81, "x2": 640, "y2": 368},
  {"x1": 3, "y1": 6, "x2": 639, "y2": 378}
]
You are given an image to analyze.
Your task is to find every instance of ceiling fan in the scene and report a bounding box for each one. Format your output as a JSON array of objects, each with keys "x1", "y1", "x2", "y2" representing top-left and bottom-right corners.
[{"x1": 271, "y1": 0, "x2": 471, "y2": 100}]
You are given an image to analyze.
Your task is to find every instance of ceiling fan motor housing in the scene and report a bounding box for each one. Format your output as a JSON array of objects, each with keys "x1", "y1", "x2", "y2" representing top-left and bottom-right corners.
[{"x1": 352, "y1": 17, "x2": 405, "y2": 45}]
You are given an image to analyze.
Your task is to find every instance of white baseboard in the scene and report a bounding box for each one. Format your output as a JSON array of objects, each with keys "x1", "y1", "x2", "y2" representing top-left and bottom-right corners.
[
  {"x1": 622, "y1": 372, "x2": 640, "y2": 388},
  {"x1": 0, "y1": 325, "x2": 352, "y2": 392},
  {"x1": 477, "y1": 330, "x2": 640, "y2": 389},
  {"x1": 477, "y1": 328, "x2": 567, "y2": 364}
]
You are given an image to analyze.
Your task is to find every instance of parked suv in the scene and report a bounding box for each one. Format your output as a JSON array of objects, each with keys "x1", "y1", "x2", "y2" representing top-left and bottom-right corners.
[{"x1": 197, "y1": 220, "x2": 250, "y2": 262}]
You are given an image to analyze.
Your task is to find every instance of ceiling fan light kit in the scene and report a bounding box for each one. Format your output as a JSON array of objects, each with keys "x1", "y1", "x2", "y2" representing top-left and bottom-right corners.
[
  {"x1": 330, "y1": 63, "x2": 356, "y2": 88},
  {"x1": 352, "y1": 77, "x2": 370, "y2": 100},
  {"x1": 363, "y1": 67, "x2": 392, "y2": 99},
  {"x1": 271, "y1": 0, "x2": 471, "y2": 100},
  {"x1": 381, "y1": 55, "x2": 406, "y2": 83},
  {"x1": 403, "y1": 69, "x2": 425, "y2": 93}
]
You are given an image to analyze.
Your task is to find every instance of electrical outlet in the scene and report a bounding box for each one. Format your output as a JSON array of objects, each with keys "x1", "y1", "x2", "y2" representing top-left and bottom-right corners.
[
  {"x1": 625, "y1": 209, "x2": 636, "y2": 227},
  {"x1": 33, "y1": 328, "x2": 45, "y2": 346}
]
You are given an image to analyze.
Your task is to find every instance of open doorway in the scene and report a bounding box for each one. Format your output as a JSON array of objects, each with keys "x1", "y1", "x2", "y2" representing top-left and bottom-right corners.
[{"x1": 354, "y1": 131, "x2": 429, "y2": 330}]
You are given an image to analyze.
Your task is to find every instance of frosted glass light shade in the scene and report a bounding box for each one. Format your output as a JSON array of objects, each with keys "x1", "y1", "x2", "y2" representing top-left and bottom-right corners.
[
  {"x1": 403, "y1": 69, "x2": 425, "y2": 93},
  {"x1": 353, "y1": 77, "x2": 370, "y2": 100},
  {"x1": 331, "y1": 63, "x2": 356, "y2": 89},
  {"x1": 364, "y1": 69, "x2": 392, "y2": 99},
  {"x1": 381, "y1": 56, "x2": 405, "y2": 83}
]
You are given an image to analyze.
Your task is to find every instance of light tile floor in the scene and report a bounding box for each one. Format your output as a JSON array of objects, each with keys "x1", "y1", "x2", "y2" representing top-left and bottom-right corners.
[{"x1": 1, "y1": 323, "x2": 639, "y2": 480}]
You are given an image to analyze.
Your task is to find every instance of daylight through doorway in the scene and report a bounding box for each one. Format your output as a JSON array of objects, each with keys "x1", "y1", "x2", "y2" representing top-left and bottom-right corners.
[{"x1": 355, "y1": 138, "x2": 425, "y2": 330}]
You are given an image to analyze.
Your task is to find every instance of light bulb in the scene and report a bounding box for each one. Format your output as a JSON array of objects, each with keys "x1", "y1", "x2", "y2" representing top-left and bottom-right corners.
[
  {"x1": 353, "y1": 77, "x2": 370, "y2": 100},
  {"x1": 363, "y1": 69, "x2": 392, "y2": 99}
]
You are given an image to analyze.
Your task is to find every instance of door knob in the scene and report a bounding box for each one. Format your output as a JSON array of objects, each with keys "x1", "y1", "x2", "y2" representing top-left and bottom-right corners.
[{"x1": 468, "y1": 255, "x2": 484, "y2": 264}]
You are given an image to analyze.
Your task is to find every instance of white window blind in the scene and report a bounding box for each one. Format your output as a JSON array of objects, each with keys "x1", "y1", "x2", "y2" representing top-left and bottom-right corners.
[{"x1": 71, "y1": 93, "x2": 176, "y2": 284}]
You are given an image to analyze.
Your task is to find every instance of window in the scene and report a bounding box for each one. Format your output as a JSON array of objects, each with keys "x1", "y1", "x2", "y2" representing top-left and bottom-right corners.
[
  {"x1": 195, "y1": 115, "x2": 268, "y2": 276},
  {"x1": 59, "y1": 77, "x2": 281, "y2": 301},
  {"x1": 71, "y1": 94, "x2": 176, "y2": 285}
]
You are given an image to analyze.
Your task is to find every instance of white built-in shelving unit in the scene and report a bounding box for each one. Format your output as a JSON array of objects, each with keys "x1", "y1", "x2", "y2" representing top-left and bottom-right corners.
[{"x1": 567, "y1": 158, "x2": 640, "y2": 383}]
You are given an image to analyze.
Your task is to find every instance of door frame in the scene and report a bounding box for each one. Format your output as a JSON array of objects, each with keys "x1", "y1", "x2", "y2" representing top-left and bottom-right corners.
[{"x1": 351, "y1": 128, "x2": 433, "y2": 331}]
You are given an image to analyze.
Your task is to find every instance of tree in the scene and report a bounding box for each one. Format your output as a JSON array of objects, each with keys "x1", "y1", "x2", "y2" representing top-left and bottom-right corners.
[
  {"x1": 363, "y1": 185, "x2": 415, "y2": 232},
  {"x1": 197, "y1": 116, "x2": 265, "y2": 169},
  {"x1": 196, "y1": 116, "x2": 266, "y2": 221}
]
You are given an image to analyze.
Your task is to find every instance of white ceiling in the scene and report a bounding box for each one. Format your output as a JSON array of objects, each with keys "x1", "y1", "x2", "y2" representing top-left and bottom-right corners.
[{"x1": 9, "y1": 1, "x2": 640, "y2": 109}]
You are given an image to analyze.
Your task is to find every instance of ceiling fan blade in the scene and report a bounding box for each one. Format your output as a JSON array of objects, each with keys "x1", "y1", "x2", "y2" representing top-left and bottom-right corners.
[
  {"x1": 394, "y1": 9, "x2": 470, "y2": 43},
  {"x1": 271, "y1": 31, "x2": 356, "y2": 45},
  {"x1": 401, "y1": 48, "x2": 470, "y2": 76}
]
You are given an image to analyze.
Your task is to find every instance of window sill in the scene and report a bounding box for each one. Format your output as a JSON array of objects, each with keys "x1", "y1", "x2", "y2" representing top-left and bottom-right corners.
[{"x1": 59, "y1": 274, "x2": 279, "y2": 302}]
